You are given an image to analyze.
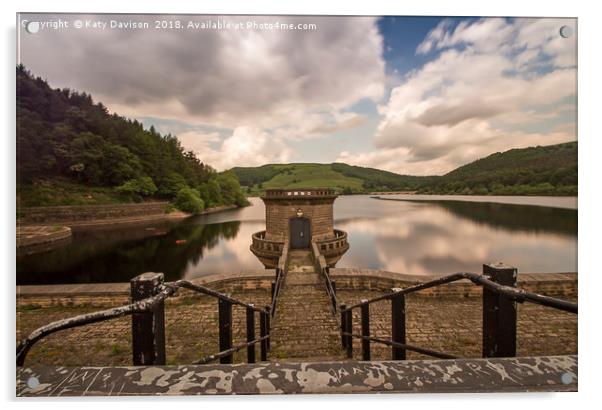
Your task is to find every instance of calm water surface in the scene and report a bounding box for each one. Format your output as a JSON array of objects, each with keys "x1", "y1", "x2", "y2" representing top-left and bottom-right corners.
[{"x1": 17, "y1": 195, "x2": 577, "y2": 284}]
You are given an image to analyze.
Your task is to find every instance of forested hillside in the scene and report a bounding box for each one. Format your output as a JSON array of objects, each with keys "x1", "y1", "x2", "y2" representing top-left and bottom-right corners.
[
  {"x1": 418, "y1": 142, "x2": 577, "y2": 195},
  {"x1": 16, "y1": 65, "x2": 248, "y2": 211}
]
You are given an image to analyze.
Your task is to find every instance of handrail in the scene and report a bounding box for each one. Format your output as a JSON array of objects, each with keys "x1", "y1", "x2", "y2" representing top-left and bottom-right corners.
[
  {"x1": 17, "y1": 279, "x2": 268, "y2": 367},
  {"x1": 342, "y1": 332, "x2": 457, "y2": 359},
  {"x1": 270, "y1": 239, "x2": 289, "y2": 317},
  {"x1": 194, "y1": 335, "x2": 270, "y2": 365},
  {"x1": 311, "y1": 241, "x2": 339, "y2": 315},
  {"x1": 323, "y1": 269, "x2": 338, "y2": 315},
  {"x1": 270, "y1": 268, "x2": 284, "y2": 317},
  {"x1": 342, "y1": 272, "x2": 578, "y2": 314},
  {"x1": 339, "y1": 268, "x2": 578, "y2": 362},
  {"x1": 16, "y1": 285, "x2": 177, "y2": 366},
  {"x1": 174, "y1": 280, "x2": 267, "y2": 313}
]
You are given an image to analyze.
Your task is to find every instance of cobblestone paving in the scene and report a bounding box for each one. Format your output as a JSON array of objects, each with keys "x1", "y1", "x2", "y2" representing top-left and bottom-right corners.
[{"x1": 269, "y1": 250, "x2": 344, "y2": 360}]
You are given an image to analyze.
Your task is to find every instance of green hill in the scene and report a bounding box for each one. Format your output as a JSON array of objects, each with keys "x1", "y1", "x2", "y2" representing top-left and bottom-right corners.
[
  {"x1": 231, "y1": 163, "x2": 433, "y2": 195},
  {"x1": 419, "y1": 141, "x2": 577, "y2": 195},
  {"x1": 230, "y1": 142, "x2": 577, "y2": 196}
]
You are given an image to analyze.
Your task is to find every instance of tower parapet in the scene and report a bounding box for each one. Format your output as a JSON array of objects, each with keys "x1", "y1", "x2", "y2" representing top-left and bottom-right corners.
[{"x1": 250, "y1": 188, "x2": 349, "y2": 268}]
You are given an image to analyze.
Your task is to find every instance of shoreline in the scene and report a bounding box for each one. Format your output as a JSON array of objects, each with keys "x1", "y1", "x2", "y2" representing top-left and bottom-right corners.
[
  {"x1": 370, "y1": 194, "x2": 578, "y2": 210},
  {"x1": 16, "y1": 203, "x2": 241, "y2": 250},
  {"x1": 17, "y1": 203, "x2": 241, "y2": 228}
]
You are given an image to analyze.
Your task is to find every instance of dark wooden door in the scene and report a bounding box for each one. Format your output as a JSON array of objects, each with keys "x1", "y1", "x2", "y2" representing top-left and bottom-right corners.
[{"x1": 289, "y1": 217, "x2": 310, "y2": 249}]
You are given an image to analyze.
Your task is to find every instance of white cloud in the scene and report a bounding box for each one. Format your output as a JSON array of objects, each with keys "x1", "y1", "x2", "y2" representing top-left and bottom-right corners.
[
  {"x1": 340, "y1": 18, "x2": 577, "y2": 175},
  {"x1": 21, "y1": 14, "x2": 385, "y2": 131},
  {"x1": 178, "y1": 126, "x2": 292, "y2": 171},
  {"x1": 20, "y1": 14, "x2": 385, "y2": 170}
]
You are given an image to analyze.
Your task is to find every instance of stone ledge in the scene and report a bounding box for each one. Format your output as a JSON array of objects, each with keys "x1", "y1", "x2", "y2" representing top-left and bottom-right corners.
[
  {"x1": 330, "y1": 268, "x2": 577, "y2": 284},
  {"x1": 17, "y1": 269, "x2": 276, "y2": 298},
  {"x1": 17, "y1": 269, "x2": 577, "y2": 299},
  {"x1": 16, "y1": 355, "x2": 577, "y2": 396},
  {"x1": 16, "y1": 225, "x2": 72, "y2": 248},
  {"x1": 330, "y1": 269, "x2": 577, "y2": 298},
  {"x1": 18, "y1": 203, "x2": 239, "y2": 229}
]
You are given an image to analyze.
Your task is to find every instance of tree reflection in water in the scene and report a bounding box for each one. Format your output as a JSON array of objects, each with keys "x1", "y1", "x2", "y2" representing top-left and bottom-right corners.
[{"x1": 17, "y1": 219, "x2": 243, "y2": 284}]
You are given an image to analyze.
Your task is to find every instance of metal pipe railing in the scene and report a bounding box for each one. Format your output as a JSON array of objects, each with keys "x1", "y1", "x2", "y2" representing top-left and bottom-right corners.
[
  {"x1": 194, "y1": 335, "x2": 269, "y2": 365},
  {"x1": 17, "y1": 274, "x2": 270, "y2": 367},
  {"x1": 340, "y1": 264, "x2": 577, "y2": 362},
  {"x1": 342, "y1": 332, "x2": 457, "y2": 359},
  {"x1": 270, "y1": 241, "x2": 289, "y2": 317},
  {"x1": 17, "y1": 284, "x2": 176, "y2": 366},
  {"x1": 342, "y1": 272, "x2": 577, "y2": 314},
  {"x1": 174, "y1": 280, "x2": 267, "y2": 313},
  {"x1": 311, "y1": 241, "x2": 339, "y2": 315}
]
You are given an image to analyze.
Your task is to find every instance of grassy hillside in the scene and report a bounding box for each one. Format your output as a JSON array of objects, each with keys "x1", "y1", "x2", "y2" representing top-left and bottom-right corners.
[
  {"x1": 230, "y1": 141, "x2": 577, "y2": 196},
  {"x1": 231, "y1": 163, "x2": 428, "y2": 195},
  {"x1": 331, "y1": 163, "x2": 436, "y2": 191}
]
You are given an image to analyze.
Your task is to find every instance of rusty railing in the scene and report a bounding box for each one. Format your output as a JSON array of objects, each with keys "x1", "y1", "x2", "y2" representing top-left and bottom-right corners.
[
  {"x1": 311, "y1": 241, "x2": 339, "y2": 315},
  {"x1": 339, "y1": 263, "x2": 578, "y2": 361},
  {"x1": 270, "y1": 238, "x2": 289, "y2": 319},
  {"x1": 16, "y1": 273, "x2": 271, "y2": 366}
]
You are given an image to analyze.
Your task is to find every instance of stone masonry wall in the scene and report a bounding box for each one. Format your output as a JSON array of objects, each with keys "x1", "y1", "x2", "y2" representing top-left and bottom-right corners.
[
  {"x1": 265, "y1": 199, "x2": 334, "y2": 242},
  {"x1": 330, "y1": 269, "x2": 577, "y2": 299},
  {"x1": 19, "y1": 202, "x2": 172, "y2": 224}
]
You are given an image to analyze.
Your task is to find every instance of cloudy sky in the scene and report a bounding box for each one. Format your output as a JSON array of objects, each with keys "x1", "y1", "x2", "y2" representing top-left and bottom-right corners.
[{"x1": 19, "y1": 14, "x2": 577, "y2": 175}]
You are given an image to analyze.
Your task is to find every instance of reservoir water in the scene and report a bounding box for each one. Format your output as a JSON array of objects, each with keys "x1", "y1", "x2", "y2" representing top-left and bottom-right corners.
[{"x1": 17, "y1": 195, "x2": 577, "y2": 284}]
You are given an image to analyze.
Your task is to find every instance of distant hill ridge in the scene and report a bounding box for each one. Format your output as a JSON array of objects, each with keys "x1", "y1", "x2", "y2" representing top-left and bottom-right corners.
[{"x1": 231, "y1": 141, "x2": 577, "y2": 196}]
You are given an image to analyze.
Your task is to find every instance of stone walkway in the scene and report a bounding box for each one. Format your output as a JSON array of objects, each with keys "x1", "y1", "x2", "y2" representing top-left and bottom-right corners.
[
  {"x1": 268, "y1": 250, "x2": 345, "y2": 361},
  {"x1": 16, "y1": 288, "x2": 577, "y2": 366},
  {"x1": 16, "y1": 271, "x2": 577, "y2": 366}
]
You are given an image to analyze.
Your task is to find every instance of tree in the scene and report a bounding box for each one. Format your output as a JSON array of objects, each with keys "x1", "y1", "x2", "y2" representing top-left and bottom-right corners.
[
  {"x1": 206, "y1": 179, "x2": 223, "y2": 207},
  {"x1": 116, "y1": 177, "x2": 158, "y2": 197},
  {"x1": 17, "y1": 66, "x2": 219, "y2": 203},
  {"x1": 197, "y1": 182, "x2": 212, "y2": 204},
  {"x1": 156, "y1": 172, "x2": 188, "y2": 197},
  {"x1": 68, "y1": 132, "x2": 141, "y2": 186},
  {"x1": 217, "y1": 172, "x2": 249, "y2": 206},
  {"x1": 174, "y1": 187, "x2": 205, "y2": 214}
]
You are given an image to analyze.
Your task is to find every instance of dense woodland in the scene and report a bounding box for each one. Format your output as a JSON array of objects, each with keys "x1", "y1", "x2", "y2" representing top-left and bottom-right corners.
[
  {"x1": 16, "y1": 65, "x2": 248, "y2": 211},
  {"x1": 420, "y1": 142, "x2": 577, "y2": 196}
]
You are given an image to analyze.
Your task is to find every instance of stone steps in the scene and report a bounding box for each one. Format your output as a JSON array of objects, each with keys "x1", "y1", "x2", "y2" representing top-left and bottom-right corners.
[{"x1": 269, "y1": 250, "x2": 345, "y2": 361}]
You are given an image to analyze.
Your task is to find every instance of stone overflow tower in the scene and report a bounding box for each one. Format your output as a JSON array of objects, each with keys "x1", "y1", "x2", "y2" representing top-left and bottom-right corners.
[{"x1": 250, "y1": 188, "x2": 349, "y2": 268}]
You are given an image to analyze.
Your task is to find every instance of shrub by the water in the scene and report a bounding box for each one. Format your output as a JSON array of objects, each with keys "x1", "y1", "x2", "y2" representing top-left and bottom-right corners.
[
  {"x1": 116, "y1": 177, "x2": 158, "y2": 197},
  {"x1": 175, "y1": 187, "x2": 205, "y2": 214}
]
